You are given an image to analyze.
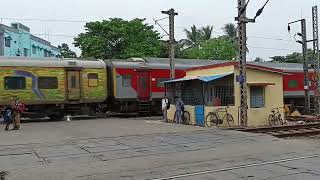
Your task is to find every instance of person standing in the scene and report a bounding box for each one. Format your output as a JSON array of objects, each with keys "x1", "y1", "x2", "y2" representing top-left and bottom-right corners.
[
  {"x1": 11, "y1": 97, "x2": 22, "y2": 130},
  {"x1": 161, "y1": 96, "x2": 169, "y2": 122},
  {"x1": 175, "y1": 96, "x2": 184, "y2": 124},
  {"x1": 3, "y1": 106, "x2": 12, "y2": 131}
]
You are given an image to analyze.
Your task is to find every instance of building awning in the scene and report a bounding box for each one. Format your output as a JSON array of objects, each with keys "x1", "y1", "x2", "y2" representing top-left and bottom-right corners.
[{"x1": 164, "y1": 73, "x2": 233, "y2": 83}]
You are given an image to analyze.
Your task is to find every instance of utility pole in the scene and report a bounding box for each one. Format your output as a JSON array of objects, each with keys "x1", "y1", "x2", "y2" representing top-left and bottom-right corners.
[
  {"x1": 312, "y1": 6, "x2": 320, "y2": 114},
  {"x1": 237, "y1": 0, "x2": 249, "y2": 127},
  {"x1": 302, "y1": 19, "x2": 310, "y2": 115},
  {"x1": 162, "y1": 8, "x2": 178, "y2": 80},
  {"x1": 235, "y1": 0, "x2": 270, "y2": 126},
  {"x1": 288, "y1": 19, "x2": 310, "y2": 114}
]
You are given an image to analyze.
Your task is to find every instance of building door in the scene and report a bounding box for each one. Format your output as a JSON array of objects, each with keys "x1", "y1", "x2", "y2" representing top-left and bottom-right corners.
[
  {"x1": 67, "y1": 70, "x2": 81, "y2": 101},
  {"x1": 137, "y1": 70, "x2": 151, "y2": 101}
]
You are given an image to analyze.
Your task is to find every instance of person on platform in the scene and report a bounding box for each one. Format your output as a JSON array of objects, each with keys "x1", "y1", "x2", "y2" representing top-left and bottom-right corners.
[
  {"x1": 11, "y1": 97, "x2": 24, "y2": 130},
  {"x1": 161, "y1": 96, "x2": 169, "y2": 122},
  {"x1": 175, "y1": 96, "x2": 184, "y2": 124},
  {"x1": 2, "y1": 106, "x2": 12, "y2": 131}
]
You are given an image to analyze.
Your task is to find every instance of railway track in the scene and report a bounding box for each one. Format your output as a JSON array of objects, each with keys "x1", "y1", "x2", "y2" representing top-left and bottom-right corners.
[{"x1": 237, "y1": 123, "x2": 320, "y2": 138}]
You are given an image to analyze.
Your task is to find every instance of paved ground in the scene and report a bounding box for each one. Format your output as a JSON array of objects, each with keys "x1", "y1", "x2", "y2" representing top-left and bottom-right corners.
[{"x1": 0, "y1": 117, "x2": 320, "y2": 180}]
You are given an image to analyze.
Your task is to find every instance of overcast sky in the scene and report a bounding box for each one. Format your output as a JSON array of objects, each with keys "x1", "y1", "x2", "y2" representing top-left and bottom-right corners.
[{"x1": 1, "y1": 0, "x2": 319, "y2": 60}]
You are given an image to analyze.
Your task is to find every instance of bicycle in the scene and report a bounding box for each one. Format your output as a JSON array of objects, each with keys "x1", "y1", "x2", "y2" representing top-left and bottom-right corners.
[
  {"x1": 169, "y1": 110, "x2": 191, "y2": 125},
  {"x1": 205, "y1": 108, "x2": 234, "y2": 127},
  {"x1": 268, "y1": 107, "x2": 284, "y2": 126}
]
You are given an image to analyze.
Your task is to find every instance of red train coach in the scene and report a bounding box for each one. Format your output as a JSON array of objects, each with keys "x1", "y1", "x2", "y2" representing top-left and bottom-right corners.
[{"x1": 104, "y1": 58, "x2": 220, "y2": 114}]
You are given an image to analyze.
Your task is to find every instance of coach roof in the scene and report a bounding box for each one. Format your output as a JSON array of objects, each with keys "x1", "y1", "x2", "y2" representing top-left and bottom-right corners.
[{"x1": 0, "y1": 57, "x2": 106, "y2": 69}]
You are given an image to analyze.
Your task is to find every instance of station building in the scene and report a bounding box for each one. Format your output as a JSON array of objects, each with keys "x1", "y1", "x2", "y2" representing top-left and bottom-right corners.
[
  {"x1": 164, "y1": 61, "x2": 285, "y2": 127},
  {"x1": 0, "y1": 23, "x2": 60, "y2": 58}
]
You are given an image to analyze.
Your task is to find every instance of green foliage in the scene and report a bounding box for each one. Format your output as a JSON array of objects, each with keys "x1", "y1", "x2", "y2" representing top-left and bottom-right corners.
[
  {"x1": 74, "y1": 18, "x2": 161, "y2": 59},
  {"x1": 182, "y1": 25, "x2": 213, "y2": 48},
  {"x1": 57, "y1": 43, "x2": 77, "y2": 58},
  {"x1": 182, "y1": 37, "x2": 238, "y2": 60},
  {"x1": 254, "y1": 57, "x2": 264, "y2": 62},
  {"x1": 158, "y1": 40, "x2": 184, "y2": 58},
  {"x1": 222, "y1": 23, "x2": 237, "y2": 39},
  {"x1": 270, "y1": 49, "x2": 314, "y2": 63}
]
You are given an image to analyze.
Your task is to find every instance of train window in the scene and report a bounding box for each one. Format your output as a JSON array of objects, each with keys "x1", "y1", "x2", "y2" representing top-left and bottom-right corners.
[
  {"x1": 122, "y1": 75, "x2": 131, "y2": 87},
  {"x1": 88, "y1": 73, "x2": 99, "y2": 87},
  {"x1": 71, "y1": 76, "x2": 77, "y2": 88},
  {"x1": 157, "y1": 78, "x2": 169, "y2": 88},
  {"x1": 288, "y1": 80, "x2": 298, "y2": 88},
  {"x1": 4, "y1": 77, "x2": 26, "y2": 90},
  {"x1": 38, "y1": 77, "x2": 58, "y2": 89}
]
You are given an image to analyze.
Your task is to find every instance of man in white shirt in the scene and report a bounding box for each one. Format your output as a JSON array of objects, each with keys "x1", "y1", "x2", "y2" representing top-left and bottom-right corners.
[{"x1": 161, "y1": 96, "x2": 169, "y2": 122}]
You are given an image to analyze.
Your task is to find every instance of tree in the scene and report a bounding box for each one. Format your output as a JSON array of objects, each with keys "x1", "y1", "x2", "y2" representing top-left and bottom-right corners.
[
  {"x1": 222, "y1": 23, "x2": 237, "y2": 40},
  {"x1": 182, "y1": 25, "x2": 202, "y2": 48},
  {"x1": 182, "y1": 25, "x2": 214, "y2": 48},
  {"x1": 200, "y1": 26, "x2": 213, "y2": 41},
  {"x1": 57, "y1": 43, "x2": 77, "y2": 58},
  {"x1": 270, "y1": 49, "x2": 314, "y2": 63},
  {"x1": 158, "y1": 40, "x2": 184, "y2": 58},
  {"x1": 182, "y1": 37, "x2": 238, "y2": 60},
  {"x1": 254, "y1": 57, "x2": 264, "y2": 62},
  {"x1": 73, "y1": 18, "x2": 161, "y2": 59}
]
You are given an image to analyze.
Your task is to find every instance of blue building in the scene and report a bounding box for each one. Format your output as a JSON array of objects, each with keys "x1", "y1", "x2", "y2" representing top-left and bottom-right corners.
[{"x1": 0, "y1": 23, "x2": 60, "y2": 58}]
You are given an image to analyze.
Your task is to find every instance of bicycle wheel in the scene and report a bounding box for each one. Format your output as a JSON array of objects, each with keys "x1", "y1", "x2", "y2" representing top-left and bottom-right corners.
[
  {"x1": 183, "y1": 111, "x2": 191, "y2": 125},
  {"x1": 268, "y1": 115, "x2": 278, "y2": 126},
  {"x1": 223, "y1": 113, "x2": 234, "y2": 127},
  {"x1": 206, "y1": 113, "x2": 219, "y2": 127},
  {"x1": 278, "y1": 114, "x2": 284, "y2": 125}
]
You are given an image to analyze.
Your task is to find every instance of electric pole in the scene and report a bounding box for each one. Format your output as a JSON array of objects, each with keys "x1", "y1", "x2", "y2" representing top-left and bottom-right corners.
[
  {"x1": 302, "y1": 19, "x2": 310, "y2": 115},
  {"x1": 235, "y1": 0, "x2": 270, "y2": 126},
  {"x1": 162, "y1": 8, "x2": 178, "y2": 80},
  {"x1": 312, "y1": 6, "x2": 320, "y2": 114},
  {"x1": 288, "y1": 19, "x2": 310, "y2": 114},
  {"x1": 237, "y1": 0, "x2": 249, "y2": 127}
]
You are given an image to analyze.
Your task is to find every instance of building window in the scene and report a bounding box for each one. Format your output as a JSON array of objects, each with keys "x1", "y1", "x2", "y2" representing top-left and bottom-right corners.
[
  {"x1": 4, "y1": 77, "x2": 26, "y2": 90},
  {"x1": 32, "y1": 46, "x2": 37, "y2": 54},
  {"x1": 23, "y1": 48, "x2": 28, "y2": 57},
  {"x1": 288, "y1": 80, "x2": 298, "y2": 88},
  {"x1": 4, "y1": 37, "x2": 11, "y2": 47},
  {"x1": 44, "y1": 50, "x2": 48, "y2": 57},
  {"x1": 250, "y1": 86, "x2": 265, "y2": 108},
  {"x1": 88, "y1": 73, "x2": 98, "y2": 87},
  {"x1": 157, "y1": 78, "x2": 169, "y2": 88},
  {"x1": 38, "y1": 77, "x2": 58, "y2": 89},
  {"x1": 122, "y1": 75, "x2": 131, "y2": 87}
]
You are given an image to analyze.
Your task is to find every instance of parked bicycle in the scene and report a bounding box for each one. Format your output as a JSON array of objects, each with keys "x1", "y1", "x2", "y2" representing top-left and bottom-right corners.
[
  {"x1": 206, "y1": 108, "x2": 234, "y2": 127},
  {"x1": 268, "y1": 107, "x2": 284, "y2": 126},
  {"x1": 169, "y1": 110, "x2": 191, "y2": 125}
]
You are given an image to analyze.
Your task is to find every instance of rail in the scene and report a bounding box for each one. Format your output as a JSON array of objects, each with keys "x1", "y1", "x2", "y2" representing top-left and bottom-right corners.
[{"x1": 238, "y1": 123, "x2": 320, "y2": 138}]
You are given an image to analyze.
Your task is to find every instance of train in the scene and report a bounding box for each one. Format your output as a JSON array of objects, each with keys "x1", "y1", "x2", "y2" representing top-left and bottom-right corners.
[{"x1": 0, "y1": 56, "x2": 314, "y2": 119}]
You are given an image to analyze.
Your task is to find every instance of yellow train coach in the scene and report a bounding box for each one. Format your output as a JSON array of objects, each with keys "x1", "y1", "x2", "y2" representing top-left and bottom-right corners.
[{"x1": 0, "y1": 57, "x2": 107, "y2": 120}]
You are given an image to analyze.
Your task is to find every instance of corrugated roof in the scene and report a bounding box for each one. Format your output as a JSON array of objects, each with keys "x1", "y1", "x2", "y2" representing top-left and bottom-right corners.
[{"x1": 164, "y1": 73, "x2": 233, "y2": 83}]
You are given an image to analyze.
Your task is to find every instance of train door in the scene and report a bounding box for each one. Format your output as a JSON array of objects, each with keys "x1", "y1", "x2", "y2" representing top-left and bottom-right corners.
[
  {"x1": 137, "y1": 70, "x2": 151, "y2": 101},
  {"x1": 67, "y1": 70, "x2": 81, "y2": 100}
]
